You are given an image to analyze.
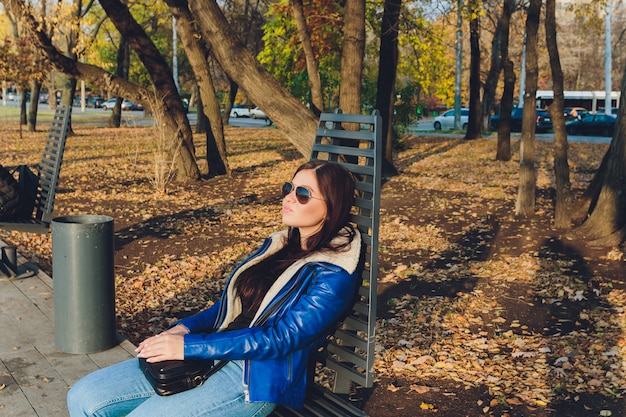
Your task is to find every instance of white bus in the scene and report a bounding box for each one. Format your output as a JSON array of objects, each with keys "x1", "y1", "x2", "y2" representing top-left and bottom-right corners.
[{"x1": 535, "y1": 90, "x2": 620, "y2": 113}]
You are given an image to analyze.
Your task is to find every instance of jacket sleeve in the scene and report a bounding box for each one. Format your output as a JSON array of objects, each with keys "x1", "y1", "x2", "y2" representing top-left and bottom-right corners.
[
  {"x1": 182, "y1": 264, "x2": 359, "y2": 361},
  {"x1": 175, "y1": 299, "x2": 222, "y2": 334}
]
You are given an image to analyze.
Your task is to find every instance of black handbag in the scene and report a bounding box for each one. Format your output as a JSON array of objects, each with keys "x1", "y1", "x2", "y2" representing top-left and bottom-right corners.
[{"x1": 139, "y1": 357, "x2": 228, "y2": 396}]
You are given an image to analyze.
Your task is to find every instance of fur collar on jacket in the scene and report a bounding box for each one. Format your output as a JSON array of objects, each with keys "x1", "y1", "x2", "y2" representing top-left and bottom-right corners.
[{"x1": 220, "y1": 227, "x2": 362, "y2": 328}]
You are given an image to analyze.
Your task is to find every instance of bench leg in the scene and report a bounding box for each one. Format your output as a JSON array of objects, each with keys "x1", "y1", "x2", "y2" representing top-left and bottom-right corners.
[{"x1": 0, "y1": 246, "x2": 17, "y2": 277}]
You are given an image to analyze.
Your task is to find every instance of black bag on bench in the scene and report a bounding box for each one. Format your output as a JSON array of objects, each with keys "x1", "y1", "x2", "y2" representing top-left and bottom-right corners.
[
  {"x1": 0, "y1": 165, "x2": 21, "y2": 219},
  {"x1": 16, "y1": 165, "x2": 39, "y2": 218},
  {"x1": 139, "y1": 357, "x2": 227, "y2": 396}
]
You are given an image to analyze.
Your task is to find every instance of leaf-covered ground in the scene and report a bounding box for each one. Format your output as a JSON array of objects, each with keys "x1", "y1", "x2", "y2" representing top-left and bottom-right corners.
[{"x1": 1, "y1": 121, "x2": 624, "y2": 417}]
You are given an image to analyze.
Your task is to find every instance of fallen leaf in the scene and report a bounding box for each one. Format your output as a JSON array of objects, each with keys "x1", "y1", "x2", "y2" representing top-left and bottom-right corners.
[
  {"x1": 409, "y1": 384, "x2": 431, "y2": 394},
  {"x1": 387, "y1": 384, "x2": 400, "y2": 393},
  {"x1": 419, "y1": 402, "x2": 435, "y2": 410}
]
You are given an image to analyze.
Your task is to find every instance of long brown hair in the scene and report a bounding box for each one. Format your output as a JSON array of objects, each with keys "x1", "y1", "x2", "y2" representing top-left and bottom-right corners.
[{"x1": 235, "y1": 161, "x2": 356, "y2": 315}]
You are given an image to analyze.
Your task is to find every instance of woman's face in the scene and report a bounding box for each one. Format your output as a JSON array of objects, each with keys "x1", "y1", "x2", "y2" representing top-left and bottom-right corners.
[{"x1": 282, "y1": 169, "x2": 327, "y2": 242}]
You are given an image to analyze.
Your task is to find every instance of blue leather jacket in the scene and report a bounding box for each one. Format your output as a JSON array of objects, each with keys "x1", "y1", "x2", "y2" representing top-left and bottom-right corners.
[{"x1": 176, "y1": 228, "x2": 361, "y2": 409}]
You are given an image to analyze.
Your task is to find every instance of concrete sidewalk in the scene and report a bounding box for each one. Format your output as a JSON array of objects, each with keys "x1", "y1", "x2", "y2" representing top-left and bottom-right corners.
[{"x1": 0, "y1": 242, "x2": 135, "y2": 417}]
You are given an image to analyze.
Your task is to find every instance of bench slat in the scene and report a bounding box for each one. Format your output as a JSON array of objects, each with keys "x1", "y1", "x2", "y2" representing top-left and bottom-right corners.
[
  {"x1": 0, "y1": 219, "x2": 48, "y2": 233},
  {"x1": 317, "y1": 111, "x2": 380, "y2": 125}
]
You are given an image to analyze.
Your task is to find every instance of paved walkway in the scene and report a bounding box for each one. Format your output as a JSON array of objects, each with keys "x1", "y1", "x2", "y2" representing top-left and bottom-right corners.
[{"x1": 0, "y1": 242, "x2": 135, "y2": 417}]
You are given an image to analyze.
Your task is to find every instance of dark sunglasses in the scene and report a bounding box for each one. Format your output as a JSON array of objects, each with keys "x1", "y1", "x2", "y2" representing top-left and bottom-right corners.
[{"x1": 281, "y1": 182, "x2": 324, "y2": 204}]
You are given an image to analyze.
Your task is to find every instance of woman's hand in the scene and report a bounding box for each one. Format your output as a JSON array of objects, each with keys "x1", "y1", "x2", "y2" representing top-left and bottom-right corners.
[{"x1": 136, "y1": 325, "x2": 189, "y2": 362}]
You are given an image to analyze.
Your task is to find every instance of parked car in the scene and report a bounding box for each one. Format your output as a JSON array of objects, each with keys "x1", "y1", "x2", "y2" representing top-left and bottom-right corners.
[
  {"x1": 127, "y1": 101, "x2": 143, "y2": 111},
  {"x1": 102, "y1": 98, "x2": 138, "y2": 111},
  {"x1": 229, "y1": 104, "x2": 250, "y2": 118},
  {"x1": 89, "y1": 96, "x2": 105, "y2": 108},
  {"x1": 566, "y1": 113, "x2": 616, "y2": 136},
  {"x1": 7, "y1": 92, "x2": 20, "y2": 101},
  {"x1": 101, "y1": 98, "x2": 116, "y2": 110},
  {"x1": 249, "y1": 107, "x2": 272, "y2": 125},
  {"x1": 249, "y1": 107, "x2": 267, "y2": 119},
  {"x1": 490, "y1": 107, "x2": 553, "y2": 133},
  {"x1": 433, "y1": 108, "x2": 469, "y2": 130},
  {"x1": 39, "y1": 93, "x2": 49, "y2": 104}
]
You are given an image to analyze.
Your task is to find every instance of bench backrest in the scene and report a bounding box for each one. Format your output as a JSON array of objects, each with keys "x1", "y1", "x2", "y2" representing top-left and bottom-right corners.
[
  {"x1": 310, "y1": 110, "x2": 382, "y2": 393},
  {"x1": 36, "y1": 106, "x2": 71, "y2": 223}
]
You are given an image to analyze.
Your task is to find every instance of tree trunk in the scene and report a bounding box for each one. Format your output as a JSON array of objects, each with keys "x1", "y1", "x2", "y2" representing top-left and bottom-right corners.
[
  {"x1": 545, "y1": 0, "x2": 572, "y2": 228},
  {"x1": 167, "y1": 0, "x2": 228, "y2": 176},
  {"x1": 291, "y1": 0, "x2": 323, "y2": 116},
  {"x1": 482, "y1": 2, "x2": 505, "y2": 132},
  {"x1": 107, "y1": 36, "x2": 129, "y2": 128},
  {"x1": 375, "y1": 0, "x2": 401, "y2": 178},
  {"x1": 573, "y1": 69, "x2": 626, "y2": 247},
  {"x1": 338, "y1": 0, "x2": 365, "y2": 120},
  {"x1": 188, "y1": 0, "x2": 318, "y2": 157},
  {"x1": 59, "y1": 0, "x2": 83, "y2": 136},
  {"x1": 464, "y1": 2, "x2": 482, "y2": 140},
  {"x1": 195, "y1": 90, "x2": 209, "y2": 134},
  {"x1": 515, "y1": 0, "x2": 541, "y2": 217},
  {"x1": 496, "y1": 59, "x2": 515, "y2": 161},
  {"x1": 495, "y1": 0, "x2": 515, "y2": 161},
  {"x1": 224, "y1": 80, "x2": 239, "y2": 126},
  {"x1": 19, "y1": 91, "x2": 27, "y2": 125},
  {"x1": 28, "y1": 80, "x2": 41, "y2": 132}
]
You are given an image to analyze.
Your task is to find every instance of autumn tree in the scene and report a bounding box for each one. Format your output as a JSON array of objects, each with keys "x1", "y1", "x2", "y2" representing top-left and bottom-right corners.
[
  {"x1": 494, "y1": 0, "x2": 516, "y2": 161},
  {"x1": 99, "y1": 0, "x2": 201, "y2": 180},
  {"x1": 187, "y1": 0, "x2": 319, "y2": 157},
  {"x1": 338, "y1": 0, "x2": 365, "y2": 118},
  {"x1": 375, "y1": 0, "x2": 400, "y2": 175},
  {"x1": 165, "y1": 0, "x2": 229, "y2": 176},
  {"x1": 391, "y1": 4, "x2": 452, "y2": 117},
  {"x1": 0, "y1": 36, "x2": 48, "y2": 133},
  {"x1": 291, "y1": 0, "x2": 323, "y2": 115},
  {"x1": 545, "y1": 0, "x2": 572, "y2": 228},
  {"x1": 482, "y1": 0, "x2": 513, "y2": 133},
  {"x1": 57, "y1": 0, "x2": 82, "y2": 115},
  {"x1": 464, "y1": 0, "x2": 482, "y2": 140},
  {"x1": 571, "y1": 74, "x2": 626, "y2": 248},
  {"x1": 1, "y1": 8, "x2": 49, "y2": 130},
  {"x1": 515, "y1": 0, "x2": 541, "y2": 217},
  {"x1": 258, "y1": 0, "x2": 342, "y2": 110},
  {"x1": 219, "y1": 0, "x2": 270, "y2": 121}
]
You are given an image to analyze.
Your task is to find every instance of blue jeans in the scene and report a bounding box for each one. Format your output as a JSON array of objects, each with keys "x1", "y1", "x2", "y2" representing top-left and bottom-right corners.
[{"x1": 67, "y1": 359, "x2": 276, "y2": 417}]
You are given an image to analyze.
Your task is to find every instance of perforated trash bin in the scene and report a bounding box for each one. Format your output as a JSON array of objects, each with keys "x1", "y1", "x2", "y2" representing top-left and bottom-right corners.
[{"x1": 52, "y1": 215, "x2": 116, "y2": 353}]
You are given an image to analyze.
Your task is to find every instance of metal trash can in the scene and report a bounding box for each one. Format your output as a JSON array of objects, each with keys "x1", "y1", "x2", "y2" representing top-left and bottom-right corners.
[{"x1": 52, "y1": 215, "x2": 116, "y2": 353}]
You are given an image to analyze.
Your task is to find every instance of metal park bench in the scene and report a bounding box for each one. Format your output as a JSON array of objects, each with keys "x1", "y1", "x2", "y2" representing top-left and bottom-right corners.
[
  {"x1": 272, "y1": 110, "x2": 382, "y2": 417},
  {"x1": 0, "y1": 106, "x2": 71, "y2": 235}
]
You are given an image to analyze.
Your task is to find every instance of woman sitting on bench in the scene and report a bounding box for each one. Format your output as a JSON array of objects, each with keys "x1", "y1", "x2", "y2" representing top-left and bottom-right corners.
[{"x1": 67, "y1": 160, "x2": 362, "y2": 417}]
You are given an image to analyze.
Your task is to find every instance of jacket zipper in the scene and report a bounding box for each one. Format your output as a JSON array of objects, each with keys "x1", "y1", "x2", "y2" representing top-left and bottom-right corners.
[{"x1": 244, "y1": 360, "x2": 251, "y2": 402}]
